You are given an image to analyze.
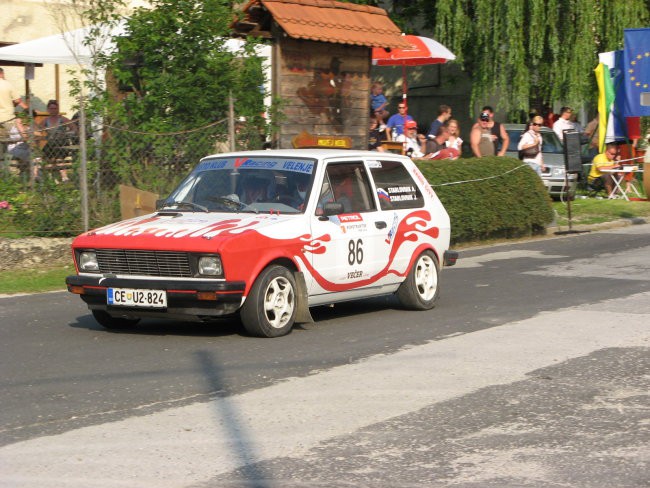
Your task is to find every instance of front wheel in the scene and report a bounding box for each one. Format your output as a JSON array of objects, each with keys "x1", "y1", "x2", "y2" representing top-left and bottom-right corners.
[
  {"x1": 92, "y1": 310, "x2": 140, "y2": 329},
  {"x1": 396, "y1": 250, "x2": 440, "y2": 310},
  {"x1": 240, "y1": 265, "x2": 297, "y2": 337}
]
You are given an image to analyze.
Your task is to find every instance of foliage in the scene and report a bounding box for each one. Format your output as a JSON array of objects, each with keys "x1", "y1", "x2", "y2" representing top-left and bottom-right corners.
[
  {"x1": 349, "y1": 0, "x2": 650, "y2": 115},
  {"x1": 416, "y1": 157, "x2": 555, "y2": 244},
  {"x1": 0, "y1": 177, "x2": 81, "y2": 237},
  {"x1": 96, "y1": 0, "x2": 265, "y2": 132}
]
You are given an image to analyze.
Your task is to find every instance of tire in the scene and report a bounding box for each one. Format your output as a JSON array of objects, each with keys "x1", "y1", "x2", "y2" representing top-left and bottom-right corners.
[
  {"x1": 240, "y1": 265, "x2": 297, "y2": 337},
  {"x1": 92, "y1": 310, "x2": 140, "y2": 329},
  {"x1": 396, "y1": 250, "x2": 440, "y2": 310}
]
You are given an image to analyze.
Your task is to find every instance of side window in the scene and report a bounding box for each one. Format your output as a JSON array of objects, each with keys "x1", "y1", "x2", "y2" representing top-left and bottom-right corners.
[
  {"x1": 317, "y1": 161, "x2": 376, "y2": 214},
  {"x1": 369, "y1": 160, "x2": 424, "y2": 210}
]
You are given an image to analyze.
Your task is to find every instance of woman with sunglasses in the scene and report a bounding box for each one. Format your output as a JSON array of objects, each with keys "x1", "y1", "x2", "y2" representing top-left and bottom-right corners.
[{"x1": 517, "y1": 115, "x2": 546, "y2": 176}]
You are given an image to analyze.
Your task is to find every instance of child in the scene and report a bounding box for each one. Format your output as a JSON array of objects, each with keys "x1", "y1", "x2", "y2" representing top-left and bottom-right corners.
[{"x1": 370, "y1": 81, "x2": 389, "y2": 120}]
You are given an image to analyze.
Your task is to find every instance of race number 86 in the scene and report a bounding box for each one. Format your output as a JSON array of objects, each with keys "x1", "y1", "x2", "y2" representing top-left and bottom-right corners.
[{"x1": 348, "y1": 239, "x2": 363, "y2": 265}]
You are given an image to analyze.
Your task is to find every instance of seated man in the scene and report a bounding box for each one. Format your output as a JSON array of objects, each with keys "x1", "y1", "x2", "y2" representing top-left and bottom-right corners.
[
  {"x1": 588, "y1": 143, "x2": 620, "y2": 195},
  {"x1": 240, "y1": 176, "x2": 268, "y2": 204}
]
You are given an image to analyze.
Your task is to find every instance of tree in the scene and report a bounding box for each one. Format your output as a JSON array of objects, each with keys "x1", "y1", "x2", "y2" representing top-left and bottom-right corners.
[
  {"x1": 352, "y1": 0, "x2": 649, "y2": 115},
  {"x1": 103, "y1": 0, "x2": 265, "y2": 132}
]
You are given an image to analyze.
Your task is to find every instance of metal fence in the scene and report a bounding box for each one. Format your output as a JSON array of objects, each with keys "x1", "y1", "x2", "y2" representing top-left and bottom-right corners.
[{"x1": 1, "y1": 117, "x2": 266, "y2": 237}]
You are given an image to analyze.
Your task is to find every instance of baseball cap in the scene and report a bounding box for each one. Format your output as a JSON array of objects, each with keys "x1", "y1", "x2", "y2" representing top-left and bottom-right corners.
[
  {"x1": 405, "y1": 120, "x2": 418, "y2": 129},
  {"x1": 480, "y1": 112, "x2": 490, "y2": 121}
]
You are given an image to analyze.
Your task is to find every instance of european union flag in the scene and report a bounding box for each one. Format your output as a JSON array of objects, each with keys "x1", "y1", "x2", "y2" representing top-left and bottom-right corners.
[{"x1": 623, "y1": 28, "x2": 650, "y2": 117}]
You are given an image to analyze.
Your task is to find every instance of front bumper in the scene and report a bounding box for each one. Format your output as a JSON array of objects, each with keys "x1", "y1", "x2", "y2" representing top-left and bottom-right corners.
[
  {"x1": 65, "y1": 274, "x2": 246, "y2": 319},
  {"x1": 542, "y1": 175, "x2": 577, "y2": 197}
]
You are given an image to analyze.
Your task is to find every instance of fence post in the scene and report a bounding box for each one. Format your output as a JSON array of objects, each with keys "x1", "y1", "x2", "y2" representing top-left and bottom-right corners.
[
  {"x1": 79, "y1": 97, "x2": 89, "y2": 232},
  {"x1": 229, "y1": 91, "x2": 235, "y2": 152}
]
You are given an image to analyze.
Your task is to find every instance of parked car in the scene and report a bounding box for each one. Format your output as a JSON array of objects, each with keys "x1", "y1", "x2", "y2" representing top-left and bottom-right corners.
[
  {"x1": 66, "y1": 149, "x2": 457, "y2": 337},
  {"x1": 504, "y1": 124, "x2": 577, "y2": 198}
]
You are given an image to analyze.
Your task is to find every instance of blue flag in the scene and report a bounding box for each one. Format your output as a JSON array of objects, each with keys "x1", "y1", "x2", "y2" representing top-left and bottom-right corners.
[{"x1": 623, "y1": 28, "x2": 650, "y2": 117}]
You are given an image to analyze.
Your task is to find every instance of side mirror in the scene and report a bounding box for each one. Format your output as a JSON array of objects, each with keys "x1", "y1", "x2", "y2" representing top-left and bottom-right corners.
[
  {"x1": 155, "y1": 198, "x2": 166, "y2": 210},
  {"x1": 322, "y1": 201, "x2": 344, "y2": 216}
]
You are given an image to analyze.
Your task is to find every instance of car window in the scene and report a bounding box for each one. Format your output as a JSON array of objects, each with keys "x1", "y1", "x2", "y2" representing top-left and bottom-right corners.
[
  {"x1": 318, "y1": 161, "x2": 376, "y2": 214},
  {"x1": 541, "y1": 132, "x2": 564, "y2": 153},
  {"x1": 369, "y1": 160, "x2": 424, "y2": 210},
  {"x1": 506, "y1": 130, "x2": 523, "y2": 152}
]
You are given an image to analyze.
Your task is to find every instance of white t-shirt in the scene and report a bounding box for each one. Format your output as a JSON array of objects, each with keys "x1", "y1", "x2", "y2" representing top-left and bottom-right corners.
[
  {"x1": 396, "y1": 134, "x2": 424, "y2": 158},
  {"x1": 553, "y1": 117, "x2": 574, "y2": 142},
  {"x1": 0, "y1": 78, "x2": 18, "y2": 124}
]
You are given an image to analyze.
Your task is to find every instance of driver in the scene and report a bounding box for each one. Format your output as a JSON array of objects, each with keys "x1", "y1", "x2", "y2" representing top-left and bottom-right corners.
[{"x1": 240, "y1": 176, "x2": 268, "y2": 204}]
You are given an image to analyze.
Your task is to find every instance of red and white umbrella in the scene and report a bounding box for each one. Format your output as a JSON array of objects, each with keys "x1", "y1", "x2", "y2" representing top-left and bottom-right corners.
[{"x1": 372, "y1": 35, "x2": 456, "y2": 107}]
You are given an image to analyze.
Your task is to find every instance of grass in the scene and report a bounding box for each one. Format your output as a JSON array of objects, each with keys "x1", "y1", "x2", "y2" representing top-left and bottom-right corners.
[
  {"x1": 552, "y1": 195, "x2": 650, "y2": 227},
  {"x1": 0, "y1": 266, "x2": 75, "y2": 295}
]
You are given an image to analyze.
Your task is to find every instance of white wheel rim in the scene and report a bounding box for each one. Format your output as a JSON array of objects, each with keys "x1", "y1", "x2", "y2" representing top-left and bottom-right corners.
[
  {"x1": 414, "y1": 254, "x2": 437, "y2": 301},
  {"x1": 263, "y1": 276, "x2": 295, "y2": 329}
]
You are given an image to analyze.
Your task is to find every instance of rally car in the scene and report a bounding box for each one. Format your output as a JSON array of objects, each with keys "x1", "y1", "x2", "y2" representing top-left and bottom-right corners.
[{"x1": 66, "y1": 149, "x2": 457, "y2": 337}]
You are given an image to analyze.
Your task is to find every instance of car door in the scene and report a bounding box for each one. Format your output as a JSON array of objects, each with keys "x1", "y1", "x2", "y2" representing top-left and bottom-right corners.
[{"x1": 307, "y1": 160, "x2": 390, "y2": 301}]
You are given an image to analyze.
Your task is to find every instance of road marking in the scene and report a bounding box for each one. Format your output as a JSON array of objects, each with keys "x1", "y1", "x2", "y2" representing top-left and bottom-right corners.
[
  {"x1": 2, "y1": 292, "x2": 649, "y2": 488},
  {"x1": 453, "y1": 250, "x2": 567, "y2": 269}
]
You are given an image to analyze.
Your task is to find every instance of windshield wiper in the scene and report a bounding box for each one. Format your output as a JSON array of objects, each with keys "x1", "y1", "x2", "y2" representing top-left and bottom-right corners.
[{"x1": 163, "y1": 200, "x2": 209, "y2": 213}]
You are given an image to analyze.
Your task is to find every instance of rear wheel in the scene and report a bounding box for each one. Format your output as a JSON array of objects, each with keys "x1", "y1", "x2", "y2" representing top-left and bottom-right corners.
[
  {"x1": 396, "y1": 250, "x2": 440, "y2": 310},
  {"x1": 240, "y1": 265, "x2": 297, "y2": 337},
  {"x1": 92, "y1": 310, "x2": 140, "y2": 329}
]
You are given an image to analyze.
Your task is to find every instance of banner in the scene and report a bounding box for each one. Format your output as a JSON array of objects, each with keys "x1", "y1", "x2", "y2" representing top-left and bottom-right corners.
[
  {"x1": 598, "y1": 51, "x2": 627, "y2": 146},
  {"x1": 623, "y1": 28, "x2": 650, "y2": 117},
  {"x1": 594, "y1": 63, "x2": 615, "y2": 152}
]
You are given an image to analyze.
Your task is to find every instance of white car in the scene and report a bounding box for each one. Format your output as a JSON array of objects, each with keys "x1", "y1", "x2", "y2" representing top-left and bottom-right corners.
[{"x1": 66, "y1": 149, "x2": 457, "y2": 337}]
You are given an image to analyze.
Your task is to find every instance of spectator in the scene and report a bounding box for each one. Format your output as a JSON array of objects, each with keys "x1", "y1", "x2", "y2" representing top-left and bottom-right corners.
[
  {"x1": 370, "y1": 81, "x2": 389, "y2": 120},
  {"x1": 553, "y1": 106, "x2": 575, "y2": 142},
  {"x1": 0, "y1": 67, "x2": 28, "y2": 139},
  {"x1": 426, "y1": 104, "x2": 452, "y2": 138},
  {"x1": 396, "y1": 120, "x2": 425, "y2": 158},
  {"x1": 517, "y1": 115, "x2": 545, "y2": 176},
  {"x1": 470, "y1": 106, "x2": 509, "y2": 156},
  {"x1": 368, "y1": 113, "x2": 387, "y2": 151},
  {"x1": 386, "y1": 102, "x2": 413, "y2": 140},
  {"x1": 38, "y1": 99, "x2": 77, "y2": 181},
  {"x1": 445, "y1": 119, "x2": 463, "y2": 153},
  {"x1": 542, "y1": 105, "x2": 557, "y2": 128},
  {"x1": 425, "y1": 125, "x2": 450, "y2": 155},
  {"x1": 583, "y1": 116, "x2": 600, "y2": 158},
  {"x1": 470, "y1": 111, "x2": 496, "y2": 157},
  {"x1": 588, "y1": 143, "x2": 620, "y2": 195}
]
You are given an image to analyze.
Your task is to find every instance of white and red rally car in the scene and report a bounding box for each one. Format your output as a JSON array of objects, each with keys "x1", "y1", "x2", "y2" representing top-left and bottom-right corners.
[{"x1": 66, "y1": 149, "x2": 457, "y2": 337}]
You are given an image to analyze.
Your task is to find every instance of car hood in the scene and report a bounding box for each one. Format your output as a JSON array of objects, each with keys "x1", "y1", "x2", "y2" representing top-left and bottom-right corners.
[{"x1": 72, "y1": 211, "x2": 301, "y2": 253}]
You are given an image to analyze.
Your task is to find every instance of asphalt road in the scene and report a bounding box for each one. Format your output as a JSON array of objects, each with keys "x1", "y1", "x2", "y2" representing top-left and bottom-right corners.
[{"x1": 1, "y1": 223, "x2": 649, "y2": 487}]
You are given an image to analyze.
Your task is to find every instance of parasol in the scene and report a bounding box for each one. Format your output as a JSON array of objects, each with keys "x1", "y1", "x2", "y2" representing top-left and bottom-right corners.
[{"x1": 372, "y1": 35, "x2": 456, "y2": 107}]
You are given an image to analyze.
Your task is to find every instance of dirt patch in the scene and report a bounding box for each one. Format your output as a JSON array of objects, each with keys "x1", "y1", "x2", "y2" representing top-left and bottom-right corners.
[{"x1": 0, "y1": 237, "x2": 74, "y2": 272}]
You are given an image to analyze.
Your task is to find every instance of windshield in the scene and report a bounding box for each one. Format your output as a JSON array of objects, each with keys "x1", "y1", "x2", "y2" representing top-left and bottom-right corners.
[
  {"x1": 507, "y1": 129, "x2": 564, "y2": 154},
  {"x1": 161, "y1": 156, "x2": 316, "y2": 214}
]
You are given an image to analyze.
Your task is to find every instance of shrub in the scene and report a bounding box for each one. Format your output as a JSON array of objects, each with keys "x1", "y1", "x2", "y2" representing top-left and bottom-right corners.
[{"x1": 416, "y1": 156, "x2": 555, "y2": 244}]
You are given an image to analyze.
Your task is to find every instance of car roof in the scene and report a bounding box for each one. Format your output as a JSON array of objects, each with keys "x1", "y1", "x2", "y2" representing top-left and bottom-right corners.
[
  {"x1": 201, "y1": 149, "x2": 409, "y2": 161},
  {"x1": 503, "y1": 123, "x2": 553, "y2": 132}
]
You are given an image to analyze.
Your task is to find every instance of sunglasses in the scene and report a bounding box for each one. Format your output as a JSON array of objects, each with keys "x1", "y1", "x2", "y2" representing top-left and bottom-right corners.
[
  {"x1": 532, "y1": 122, "x2": 542, "y2": 126},
  {"x1": 398, "y1": 106, "x2": 406, "y2": 109}
]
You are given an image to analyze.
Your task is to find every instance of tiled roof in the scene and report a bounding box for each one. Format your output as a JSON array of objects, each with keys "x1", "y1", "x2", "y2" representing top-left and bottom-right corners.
[{"x1": 234, "y1": 0, "x2": 412, "y2": 49}]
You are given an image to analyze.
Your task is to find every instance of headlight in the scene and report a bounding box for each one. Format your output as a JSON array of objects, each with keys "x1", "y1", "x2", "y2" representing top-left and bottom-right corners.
[
  {"x1": 79, "y1": 251, "x2": 99, "y2": 272},
  {"x1": 198, "y1": 256, "x2": 223, "y2": 277},
  {"x1": 551, "y1": 167, "x2": 566, "y2": 177}
]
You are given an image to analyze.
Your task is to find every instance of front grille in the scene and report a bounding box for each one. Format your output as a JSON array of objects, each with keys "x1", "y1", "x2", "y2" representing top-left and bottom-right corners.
[{"x1": 96, "y1": 249, "x2": 192, "y2": 277}]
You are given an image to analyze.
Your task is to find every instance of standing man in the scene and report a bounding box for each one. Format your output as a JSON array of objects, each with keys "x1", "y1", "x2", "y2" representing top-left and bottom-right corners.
[
  {"x1": 553, "y1": 106, "x2": 575, "y2": 143},
  {"x1": 386, "y1": 102, "x2": 414, "y2": 140},
  {"x1": 470, "y1": 112, "x2": 496, "y2": 157},
  {"x1": 470, "y1": 106, "x2": 510, "y2": 156},
  {"x1": 0, "y1": 67, "x2": 28, "y2": 139},
  {"x1": 426, "y1": 105, "x2": 452, "y2": 139}
]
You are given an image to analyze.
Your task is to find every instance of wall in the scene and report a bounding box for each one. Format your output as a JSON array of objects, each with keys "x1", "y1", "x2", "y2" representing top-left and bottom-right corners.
[{"x1": 275, "y1": 37, "x2": 370, "y2": 149}]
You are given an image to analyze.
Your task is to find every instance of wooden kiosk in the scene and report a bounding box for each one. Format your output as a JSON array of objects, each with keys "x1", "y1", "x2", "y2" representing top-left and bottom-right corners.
[{"x1": 232, "y1": 0, "x2": 411, "y2": 150}]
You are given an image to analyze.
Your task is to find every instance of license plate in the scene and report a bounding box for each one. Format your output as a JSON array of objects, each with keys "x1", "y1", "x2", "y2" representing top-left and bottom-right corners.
[{"x1": 107, "y1": 288, "x2": 167, "y2": 308}]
